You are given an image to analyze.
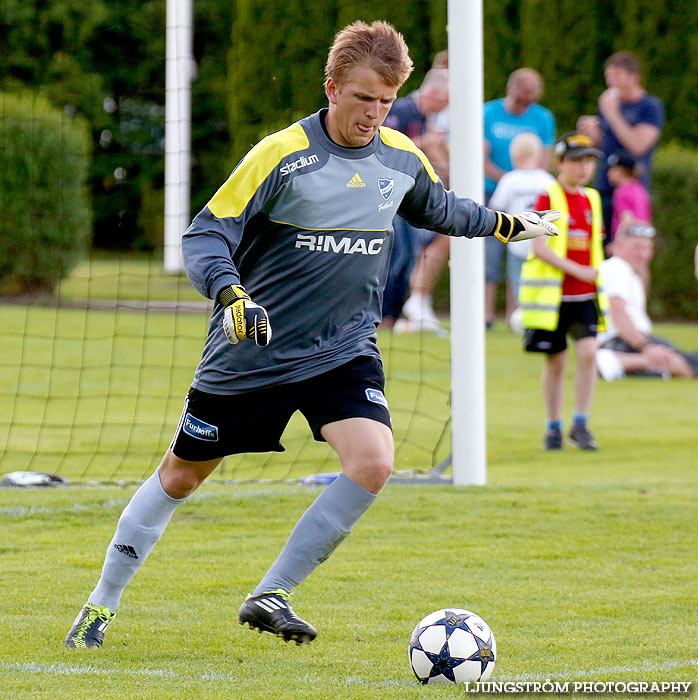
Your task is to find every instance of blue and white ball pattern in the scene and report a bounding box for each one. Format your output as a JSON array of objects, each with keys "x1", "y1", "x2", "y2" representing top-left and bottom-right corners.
[{"x1": 409, "y1": 608, "x2": 496, "y2": 684}]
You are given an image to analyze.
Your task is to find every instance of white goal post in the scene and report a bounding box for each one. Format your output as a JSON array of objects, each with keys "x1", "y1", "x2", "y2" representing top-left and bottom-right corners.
[
  {"x1": 164, "y1": 0, "x2": 194, "y2": 273},
  {"x1": 448, "y1": 0, "x2": 487, "y2": 485}
]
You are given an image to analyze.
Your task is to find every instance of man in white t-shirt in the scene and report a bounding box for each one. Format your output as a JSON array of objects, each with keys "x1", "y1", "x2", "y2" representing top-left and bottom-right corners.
[
  {"x1": 488, "y1": 132, "x2": 555, "y2": 329},
  {"x1": 596, "y1": 220, "x2": 698, "y2": 379}
]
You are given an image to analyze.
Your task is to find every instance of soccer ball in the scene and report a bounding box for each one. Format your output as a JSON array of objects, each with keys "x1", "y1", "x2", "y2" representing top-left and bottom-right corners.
[{"x1": 408, "y1": 608, "x2": 496, "y2": 685}]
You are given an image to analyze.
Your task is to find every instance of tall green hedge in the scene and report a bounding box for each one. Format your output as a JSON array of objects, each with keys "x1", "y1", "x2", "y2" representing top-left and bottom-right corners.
[
  {"x1": 648, "y1": 145, "x2": 698, "y2": 319},
  {"x1": 228, "y1": 0, "x2": 447, "y2": 165},
  {"x1": 1, "y1": 0, "x2": 233, "y2": 250},
  {"x1": 483, "y1": 0, "x2": 521, "y2": 97},
  {"x1": 228, "y1": 1, "x2": 336, "y2": 163},
  {"x1": 227, "y1": 2, "x2": 698, "y2": 155},
  {"x1": 519, "y1": 0, "x2": 611, "y2": 131},
  {"x1": 4, "y1": 0, "x2": 698, "y2": 253},
  {"x1": 517, "y1": 0, "x2": 698, "y2": 137},
  {"x1": 610, "y1": 0, "x2": 698, "y2": 144},
  {"x1": 0, "y1": 91, "x2": 91, "y2": 295}
]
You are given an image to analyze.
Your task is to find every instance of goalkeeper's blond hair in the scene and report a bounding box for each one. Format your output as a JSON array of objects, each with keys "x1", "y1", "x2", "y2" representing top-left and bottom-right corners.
[{"x1": 325, "y1": 20, "x2": 413, "y2": 88}]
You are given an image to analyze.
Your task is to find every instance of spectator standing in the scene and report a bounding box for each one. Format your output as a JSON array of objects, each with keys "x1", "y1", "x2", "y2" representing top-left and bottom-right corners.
[
  {"x1": 577, "y1": 51, "x2": 664, "y2": 242},
  {"x1": 596, "y1": 220, "x2": 698, "y2": 380},
  {"x1": 520, "y1": 133, "x2": 608, "y2": 451},
  {"x1": 606, "y1": 149, "x2": 651, "y2": 242},
  {"x1": 484, "y1": 68, "x2": 556, "y2": 327},
  {"x1": 487, "y1": 132, "x2": 554, "y2": 329},
  {"x1": 381, "y1": 67, "x2": 449, "y2": 329},
  {"x1": 398, "y1": 227, "x2": 451, "y2": 333}
]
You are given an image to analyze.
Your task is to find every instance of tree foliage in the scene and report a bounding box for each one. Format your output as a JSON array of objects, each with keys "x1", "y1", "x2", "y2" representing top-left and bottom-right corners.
[
  {"x1": 0, "y1": 91, "x2": 91, "y2": 294},
  {"x1": 648, "y1": 145, "x2": 698, "y2": 319},
  {"x1": 2, "y1": 0, "x2": 698, "y2": 276},
  {"x1": 0, "y1": 0, "x2": 231, "y2": 250},
  {"x1": 228, "y1": 0, "x2": 447, "y2": 165},
  {"x1": 228, "y1": 0, "x2": 336, "y2": 163}
]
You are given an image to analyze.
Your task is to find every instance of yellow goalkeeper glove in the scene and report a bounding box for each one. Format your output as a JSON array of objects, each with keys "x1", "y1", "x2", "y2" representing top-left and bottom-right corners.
[
  {"x1": 492, "y1": 210, "x2": 560, "y2": 243},
  {"x1": 220, "y1": 284, "x2": 271, "y2": 347}
]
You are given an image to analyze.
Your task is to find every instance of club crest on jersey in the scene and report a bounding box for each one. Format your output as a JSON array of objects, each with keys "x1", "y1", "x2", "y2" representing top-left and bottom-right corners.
[
  {"x1": 183, "y1": 413, "x2": 219, "y2": 441},
  {"x1": 378, "y1": 178, "x2": 394, "y2": 201},
  {"x1": 365, "y1": 388, "x2": 388, "y2": 408}
]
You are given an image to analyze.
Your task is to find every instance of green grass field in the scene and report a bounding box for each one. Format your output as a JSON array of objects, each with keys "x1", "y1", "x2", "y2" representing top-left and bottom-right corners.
[
  {"x1": 1, "y1": 287, "x2": 696, "y2": 698},
  {"x1": 57, "y1": 253, "x2": 203, "y2": 304},
  {"x1": 1, "y1": 301, "x2": 452, "y2": 481}
]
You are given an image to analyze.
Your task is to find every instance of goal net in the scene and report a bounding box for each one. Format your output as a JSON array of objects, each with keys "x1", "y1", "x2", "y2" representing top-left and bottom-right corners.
[
  {"x1": 1, "y1": 267, "x2": 451, "y2": 483},
  {"x1": 0, "y1": 4, "x2": 457, "y2": 486}
]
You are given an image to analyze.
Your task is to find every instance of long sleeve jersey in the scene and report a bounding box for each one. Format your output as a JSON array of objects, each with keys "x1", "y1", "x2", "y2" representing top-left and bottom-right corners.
[{"x1": 183, "y1": 109, "x2": 498, "y2": 394}]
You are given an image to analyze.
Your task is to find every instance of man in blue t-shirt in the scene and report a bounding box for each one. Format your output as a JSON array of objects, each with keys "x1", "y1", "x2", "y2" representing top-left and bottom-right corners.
[
  {"x1": 577, "y1": 51, "x2": 664, "y2": 240},
  {"x1": 483, "y1": 68, "x2": 556, "y2": 327},
  {"x1": 484, "y1": 68, "x2": 556, "y2": 201}
]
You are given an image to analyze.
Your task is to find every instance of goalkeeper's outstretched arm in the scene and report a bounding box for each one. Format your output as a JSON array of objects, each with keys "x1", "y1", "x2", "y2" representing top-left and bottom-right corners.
[
  {"x1": 490, "y1": 209, "x2": 560, "y2": 243},
  {"x1": 392, "y1": 146, "x2": 559, "y2": 242}
]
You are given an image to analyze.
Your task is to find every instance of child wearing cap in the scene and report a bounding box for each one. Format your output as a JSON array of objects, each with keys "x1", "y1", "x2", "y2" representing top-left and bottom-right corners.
[
  {"x1": 519, "y1": 132, "x2": 609, "y2": 451},
  {"x1": 607, "y1": 149, "x2": 651, "y2": 243}
]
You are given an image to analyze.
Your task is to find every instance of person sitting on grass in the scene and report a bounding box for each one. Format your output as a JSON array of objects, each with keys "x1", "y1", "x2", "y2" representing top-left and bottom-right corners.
[{"x1": 596, "y1": 218, "x2": 698, "y2": 380}]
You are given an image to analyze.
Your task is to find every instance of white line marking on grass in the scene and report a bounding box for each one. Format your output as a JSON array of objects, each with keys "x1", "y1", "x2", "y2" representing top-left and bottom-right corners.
[
  {"x1": 1, "y1": 662, "x2": 179, "y2": 680},
  {"x1": 0, "y1": 661, "x2": 415, "y2": 689},
  {"x1": 0, "y1": 506, "x2": 54, "y2": 517},
  {"x1": 0, "y1": 500, "x2": 128, "y2": 518},
  {"x1": 511, "y1": 658, "x2": 698, "y2": 681},
  {"x1": 1, "y1": 661, "x2": 252, "y2": 684},
  {"x1": 0, "y1": 490, "x2": 291, "y2": 520},
  {"x1": 4, "y1": 659, "x2": 697, "y2": 688},
  {"x1": 0, "y1": 661, "x2": 328, "y2": 686}
]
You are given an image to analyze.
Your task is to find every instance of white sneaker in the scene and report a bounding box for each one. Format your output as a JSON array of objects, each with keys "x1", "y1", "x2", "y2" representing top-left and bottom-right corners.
[
  {"x1": 392, "y1": 318, "x2": 414, "y2": 334},
  {"x1": 508, "y1": 308, "x2": 524, "y2": 334},
  {"x1": 402, "y1": 294, "x2": 442, "y2": 332},
  {"x1": 596, "y1": 349, "x2": 625, "y2": 381}
]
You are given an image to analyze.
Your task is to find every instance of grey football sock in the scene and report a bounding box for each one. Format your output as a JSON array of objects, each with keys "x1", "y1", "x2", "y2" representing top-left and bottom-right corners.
[
  {"x1": 89, "y1": 470, "x2": 185, "y2": 611},
  {"x1": 252, "y1": 473, "x2": 376, "y2": 596}
]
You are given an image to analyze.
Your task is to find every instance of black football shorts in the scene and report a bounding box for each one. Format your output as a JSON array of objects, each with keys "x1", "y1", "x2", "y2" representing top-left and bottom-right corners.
[
  {"x1": 170, "y1": 355, "x2": 391, "y2": 461},
  {"x1": 524, "y1": 299, "x2": 599, "y2": 354}
]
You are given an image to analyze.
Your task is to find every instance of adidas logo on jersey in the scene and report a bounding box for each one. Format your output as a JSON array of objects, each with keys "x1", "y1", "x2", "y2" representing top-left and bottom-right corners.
[
  {"x1": 295, "y1": 233, "x2": 384, "y2": 255},
  {"x1": 346, "y1": 173, "x2": 366, "y2": 188},
  {"x1": 114, "y1": 544, "x2": 139, "y2": 559}
]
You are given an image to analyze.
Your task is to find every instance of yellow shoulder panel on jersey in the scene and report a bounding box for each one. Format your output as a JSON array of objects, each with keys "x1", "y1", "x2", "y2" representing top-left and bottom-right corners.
[
  {"x1": 378, "y1": 126, "x2": 438, "y2": 183},
  {"x1": 208, "y1": 123, "x2": 310, "y2": 219}
]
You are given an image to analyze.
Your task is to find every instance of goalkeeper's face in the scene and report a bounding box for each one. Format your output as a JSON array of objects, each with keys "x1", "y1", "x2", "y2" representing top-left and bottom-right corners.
[{"x1": 325, "y1": 64, "x2": 398, "y2": 148}]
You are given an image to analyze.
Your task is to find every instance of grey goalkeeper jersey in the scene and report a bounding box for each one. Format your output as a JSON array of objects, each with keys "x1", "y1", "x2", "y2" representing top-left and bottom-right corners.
[{"x1": 183, "y1": 109, "x2": 497, "y2": 394}]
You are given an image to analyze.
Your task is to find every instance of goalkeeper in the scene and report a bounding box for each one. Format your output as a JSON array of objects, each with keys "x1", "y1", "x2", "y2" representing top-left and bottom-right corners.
[{"x1": 66, "y1": 20, "x2": 559, "y2": 649}]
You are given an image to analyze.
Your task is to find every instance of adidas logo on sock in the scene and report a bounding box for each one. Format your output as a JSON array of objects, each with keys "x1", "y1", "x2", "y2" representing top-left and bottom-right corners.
[
  {"x1": 114, "y1": 543, "x2": 139, "y2": 559},
  {"x1": 346, "y1": 173, "x2": 365, "y2": 188}
]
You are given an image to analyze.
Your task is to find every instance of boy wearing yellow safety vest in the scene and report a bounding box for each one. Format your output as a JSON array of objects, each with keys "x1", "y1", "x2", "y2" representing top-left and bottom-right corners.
[{"x1": 520, "y1": 132, "x2": 609, "y2": 451}]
